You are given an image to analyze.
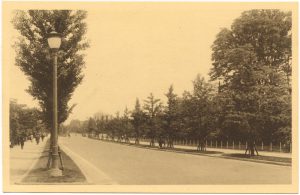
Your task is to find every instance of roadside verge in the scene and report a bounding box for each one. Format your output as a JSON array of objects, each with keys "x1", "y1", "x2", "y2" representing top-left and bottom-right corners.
[{"x1": 19, "y1": 139, "x2": 87, "y2": 184}]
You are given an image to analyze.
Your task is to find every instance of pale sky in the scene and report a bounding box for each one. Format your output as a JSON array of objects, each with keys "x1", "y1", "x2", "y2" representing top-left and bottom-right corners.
[{"x1": 9, "y1": 4, "x2": 250, "y2": 124}]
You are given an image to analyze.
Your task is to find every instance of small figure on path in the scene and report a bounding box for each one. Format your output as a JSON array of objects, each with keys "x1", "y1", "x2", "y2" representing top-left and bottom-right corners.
[
  {"x1": 41, "y1": 133, "x2": 45, "y2": 142},
  {"x1": 245, "y1": 139, "x2": 259, "y2": 156},
  {"x1": 35, "y1": 133, "x2": 40, "y2": 145},
  {"x1": 20, "y1": 136, "x2": 25, "y2": 149},
  {"x1": 158, "y1": 136, "x2": 165, "y2": 149}
]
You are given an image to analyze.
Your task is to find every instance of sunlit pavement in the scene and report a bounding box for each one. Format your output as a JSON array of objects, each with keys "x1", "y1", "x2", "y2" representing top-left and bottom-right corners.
[
  {"x1": 60, "y1": 135, "x2": 291, "y2": 185},
  {"x1": 9, "y1": 137, "x2": 48, "y2": 184}
]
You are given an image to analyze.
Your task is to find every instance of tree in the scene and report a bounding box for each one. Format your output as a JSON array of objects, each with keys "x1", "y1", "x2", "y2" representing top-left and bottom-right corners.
[
  {"x1": 66, "y1": 119, "x2": 82, "y2": 133},
  {"x1": 143, "y1": 93, "x2": 163, "y2": 146},
  {"x1": 121, "y1": 107, "x2": 133, "y2": 142},
  {"x1": 87, "y1": 117, "x2": 97, "y2": 135},
  {"x1": 181, "y1": 75, "x2": 215, "y2": 151},
  {"x1": 13, "y1": 10, "x2": 89, "y2": 129},
  {"x1": 163, "y1": 85, "x2": 180, "y2": 148},
  {"x1": 9, "y1": 99, "x2": 42, "y2": 147},
  {"x1": 210, "y1": 9, "x2": 291, "y2": 155},
  {"x1": 131, "y1": 98, "x2": 146, "y2": 144}
]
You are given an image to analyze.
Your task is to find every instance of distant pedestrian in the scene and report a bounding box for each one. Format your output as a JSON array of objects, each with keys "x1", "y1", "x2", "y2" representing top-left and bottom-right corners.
[
  {"x1": 35, "y1": 134, "x2": 40, "y2": 145},
  {"x1": 41, "y1": 133, "x2": 45, "y2": 142},
  {"x1": 20, "y1": 136, "x2": 25, "y2": 149}
]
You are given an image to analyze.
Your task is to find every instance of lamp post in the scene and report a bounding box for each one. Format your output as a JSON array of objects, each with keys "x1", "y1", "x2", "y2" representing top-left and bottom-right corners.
[{"x1": 47, "y1": 31, "x2": 62, "y2": 176}]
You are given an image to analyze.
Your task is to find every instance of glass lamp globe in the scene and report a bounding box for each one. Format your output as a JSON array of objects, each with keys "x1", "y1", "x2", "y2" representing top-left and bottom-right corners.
[{"x1": 47, "y1": 31, "x2": 62, "y2": 49}]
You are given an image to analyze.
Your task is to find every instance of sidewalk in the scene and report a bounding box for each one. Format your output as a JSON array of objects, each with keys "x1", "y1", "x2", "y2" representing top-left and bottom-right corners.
[
  {"x1": 131, "y1": 140, "x2": 291, "y2": 157},
  {"x1": 9, "y1": 137, "x2": 49, "y2": 184},
  {"x1": 90, "y1": 137, "x2": 291, "y2": 166},
  {"x1": 173, "y1": 144, "x2": 291, "y2": 158},
  {"x1": 138, "y1": 140, "x2": 292, "y2": 166}
]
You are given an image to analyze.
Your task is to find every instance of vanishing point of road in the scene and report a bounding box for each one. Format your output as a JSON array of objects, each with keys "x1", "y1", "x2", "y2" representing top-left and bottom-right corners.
[{"x1": 60, "y1": 135, "x2": 291, "y2": 185}]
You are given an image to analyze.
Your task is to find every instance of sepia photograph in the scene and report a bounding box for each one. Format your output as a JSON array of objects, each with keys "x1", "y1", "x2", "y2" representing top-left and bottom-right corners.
[{"x1": 2, "y1": 1, "x2": 298, "y2": 193}]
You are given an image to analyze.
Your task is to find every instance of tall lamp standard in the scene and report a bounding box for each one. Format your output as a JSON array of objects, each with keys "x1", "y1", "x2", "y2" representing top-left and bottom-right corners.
[{"x1": 47, "y1": 31, "x2": 62, "y2": 176}]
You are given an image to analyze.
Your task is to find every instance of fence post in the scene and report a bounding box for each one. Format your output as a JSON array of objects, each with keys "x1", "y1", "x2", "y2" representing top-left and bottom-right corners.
[
  {"x1": 246, "y1": 141, "x2": 248, "y2": 149},
  {"x1": 226, "y1": 141, "x2": 228, "y2": 149},
  {"x1": 270, "y1": 142, "x2": 273, "y2": 151},
  {"x1": 261, "y1": 142, "x2": 264, "y2": 150},
  {"x1": 221, "y1": 141, "x2": 223, "y2": 148},
  {"x1": 280, "y1": 142, "x2": 282, "y2": 152},
  {"x1": 233, "y1": 141, "x2": 235, "y2": 149}
]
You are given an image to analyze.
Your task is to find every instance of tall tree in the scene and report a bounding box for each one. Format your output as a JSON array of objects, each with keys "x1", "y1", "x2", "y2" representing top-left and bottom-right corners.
[
  {"x1": 131, "y1": 98, "x2": 146, "y2": 144},
  {"x1": 143, "y1": 93, "x2": 163, "y2": 146},
  {"x1": 163, "y1": 85, "x2": 180, "y2": 148},
  {"x1": 87, "y1": 117, "x2": 97, "y2": 134},
  {"x1": 181, "y1": 75, "x2": 215, "y2": 150},
  {"x1": 210, "y1": 9, "x2": 291, "y2": 155},
  {"x1": 13, "y1": 10, "x2": 89, "y2": 129},
  {"x1": 122, "y1": 107, "x2": 133, "y2": 142}
]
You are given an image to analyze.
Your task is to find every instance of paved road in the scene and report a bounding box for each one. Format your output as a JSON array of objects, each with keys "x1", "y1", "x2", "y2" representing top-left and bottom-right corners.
[{"x1": 60, "y1": 135, "x2": 291, "y2": 185}]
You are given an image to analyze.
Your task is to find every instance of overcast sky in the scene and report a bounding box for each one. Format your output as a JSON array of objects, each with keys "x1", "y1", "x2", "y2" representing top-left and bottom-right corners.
[{"x1": 9, "y1": 4, "x2": 250, "y2": 124}]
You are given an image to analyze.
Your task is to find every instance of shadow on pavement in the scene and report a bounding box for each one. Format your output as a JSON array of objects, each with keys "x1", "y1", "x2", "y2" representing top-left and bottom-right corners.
[{"x1": 223, "y1": 153, "x2": 292, "y2": 163}]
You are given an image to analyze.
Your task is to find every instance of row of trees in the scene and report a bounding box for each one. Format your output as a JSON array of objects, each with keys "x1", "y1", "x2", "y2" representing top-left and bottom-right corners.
[
  {"x1": 9, "y1": 99, "x2": 46, "y2": 146},
  {"x1": 66, "y1": 10, "x2": 292, "y2": 155}
]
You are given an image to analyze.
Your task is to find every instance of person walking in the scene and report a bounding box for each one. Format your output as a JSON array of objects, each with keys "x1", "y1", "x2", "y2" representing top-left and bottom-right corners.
[
  {"x1": 35, "y1": 133, "x2": 40, "y2": 145},
  {"x1": 20, "y1": 136, "x2": 25, "y2": 150},
  {"x1": 41, "y1": 133, "x2": 45, "y2": 142}
]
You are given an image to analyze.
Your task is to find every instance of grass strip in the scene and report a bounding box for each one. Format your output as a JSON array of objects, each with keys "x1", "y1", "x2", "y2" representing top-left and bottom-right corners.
[{"x1": 21, "y1": 140, "x2": 86, "y2": 184}]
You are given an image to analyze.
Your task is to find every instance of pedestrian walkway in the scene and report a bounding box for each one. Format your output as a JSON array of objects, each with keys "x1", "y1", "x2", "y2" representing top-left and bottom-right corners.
[
  {"x1": 176, "y1": 144, "x2": 291, "y2": 158},
  {"x1": 135, "y1": 140, "x2": 291, "y2": 158},
  {"x1": 9, "y1": 136, "x2": 49, "y2": 184},
  {"x1": 80, "y1": 135, "x2": 291, "y2": 166}
]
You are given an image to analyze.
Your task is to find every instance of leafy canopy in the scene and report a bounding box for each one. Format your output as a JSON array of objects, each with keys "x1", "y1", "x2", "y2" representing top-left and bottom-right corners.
[{"x1": 13, "y1": 10, "x2": 89, "y2": 127}]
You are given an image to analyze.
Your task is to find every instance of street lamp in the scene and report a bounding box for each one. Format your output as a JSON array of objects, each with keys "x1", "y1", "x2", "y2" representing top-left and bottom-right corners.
[{"x1": 47, "y1": 31, "x2": 62, "y2": 177}]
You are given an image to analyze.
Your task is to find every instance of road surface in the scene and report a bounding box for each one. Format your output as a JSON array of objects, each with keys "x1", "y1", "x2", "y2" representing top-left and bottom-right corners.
[{"x1": 59, "y1": 135, "x2": 291, "y2": 185}]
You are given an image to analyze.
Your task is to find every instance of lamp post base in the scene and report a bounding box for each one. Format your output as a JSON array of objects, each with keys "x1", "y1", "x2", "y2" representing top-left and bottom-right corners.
[{"x1": 49, "y1": 168, "x2": 63, "y2": 177}]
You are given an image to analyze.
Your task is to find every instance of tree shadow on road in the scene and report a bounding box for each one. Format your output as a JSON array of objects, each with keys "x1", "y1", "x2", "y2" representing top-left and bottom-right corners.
[{"x1": 223, "y1": 153, "x2": 292, "y2": 163}]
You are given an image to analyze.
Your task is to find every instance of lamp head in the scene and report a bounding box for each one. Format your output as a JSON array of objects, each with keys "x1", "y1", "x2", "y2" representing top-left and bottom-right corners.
[{"x1": 47, "y1": 31, "x2": 62, "y2": 49}]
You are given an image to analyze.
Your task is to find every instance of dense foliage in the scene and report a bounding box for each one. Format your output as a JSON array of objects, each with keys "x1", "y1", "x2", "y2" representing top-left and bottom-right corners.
[
  {"x1": 13, "y1": 10, "x2": 89, "y2": 129},
  {"x1": 9, "y1": 99, "x2": 45, "y2": 146}
]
